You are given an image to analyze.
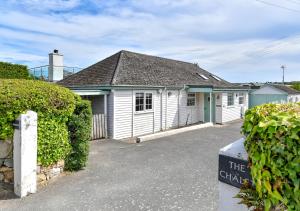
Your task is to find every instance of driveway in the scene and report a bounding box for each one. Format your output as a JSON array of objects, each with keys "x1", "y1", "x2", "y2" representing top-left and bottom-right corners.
[{"x1": 1, "y1": 121, "x2": 243, "y2": 211}]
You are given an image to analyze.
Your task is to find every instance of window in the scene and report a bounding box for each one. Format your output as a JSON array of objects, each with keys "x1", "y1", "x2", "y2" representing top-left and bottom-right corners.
[
  {"x1": 146, "y1": 93, "x2": 152, "y2": 110},
  {"x1": 197, "y1": 73, "x2": 208, "y2": 80},
  {"x1": 238, "y1": 93, "x2": 244, "y2": 105},
  {"x1": 135, "y1": 92, "x2": 153, "y2": 112},
  {"x1": 211, "y1": 75, "x2": 221, "y2": 81},
  {"x1": 135, "y1": 93, "x2": 144, "y2": 111},
  {"x1": 227, "y1": 93, "x2": 234, "y2": 106},
  {"x1": 187, "y1": 93, "x2": 196, "y2": 106}
]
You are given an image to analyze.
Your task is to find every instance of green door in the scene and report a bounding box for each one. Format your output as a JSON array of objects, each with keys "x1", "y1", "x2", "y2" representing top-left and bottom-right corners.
[{"x1": 204, "y1": 93, "x2": 215, "y2": 122}]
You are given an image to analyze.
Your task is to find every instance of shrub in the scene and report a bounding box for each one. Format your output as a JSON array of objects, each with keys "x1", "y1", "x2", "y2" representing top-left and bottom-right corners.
[
  {"x1": 291, "y1": 82, "x2": 300, "y2": 91},
  {"x1": 65, "y1": 97, "x2": 92, "y2": 171},
  {"x1": 242, "y1": 103, "x2": 300, "y2": 210},
  {"x1": 0, "y1": 62, "x2": 30, "y2": 79},
  {"x1": 0, "y1": 79, "x2": 76, "y2": 166}
]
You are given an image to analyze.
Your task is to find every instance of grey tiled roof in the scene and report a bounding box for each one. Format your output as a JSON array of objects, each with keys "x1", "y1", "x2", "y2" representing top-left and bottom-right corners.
[
  {"x1": 58, "y1": 50, "x2": 239, "y2": 89},
  {"x1": 272, "y1": 84, "x2": 300, "y2": 95}
]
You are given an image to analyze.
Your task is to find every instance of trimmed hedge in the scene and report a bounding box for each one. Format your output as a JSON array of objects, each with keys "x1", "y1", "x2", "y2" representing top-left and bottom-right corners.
[
  {"x1": 0, "y1": 79, "x2": 77, "y2": 166},
  {"x1": 0, "y1": 62, "x2": 30, "y2": 79},
  {"x1": 65, "y1": 98, "x2": 92, "y2": 171},
  {"x1": 242, "y1": 103, "x2": 300, "y2": 210}
]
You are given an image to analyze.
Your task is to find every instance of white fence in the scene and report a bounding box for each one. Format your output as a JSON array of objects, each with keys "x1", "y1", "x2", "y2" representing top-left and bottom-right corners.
[{"x1": 92, "y1": 114, "x2": 107, "y2": 140}]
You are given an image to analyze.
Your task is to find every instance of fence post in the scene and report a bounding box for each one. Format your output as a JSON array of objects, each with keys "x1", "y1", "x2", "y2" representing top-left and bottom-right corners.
[{"x1": 13, "y1": 110, "x2": 38, "y2": 198}]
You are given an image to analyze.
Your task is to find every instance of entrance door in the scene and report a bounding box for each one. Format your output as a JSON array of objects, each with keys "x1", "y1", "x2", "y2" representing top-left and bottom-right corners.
[{"x1": 204, "y1": 93, "x2": 215, "y2": 123}]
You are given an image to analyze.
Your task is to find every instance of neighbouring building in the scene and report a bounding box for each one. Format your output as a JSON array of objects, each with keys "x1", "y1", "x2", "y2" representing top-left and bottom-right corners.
[
  {"x1": 57, "y1": 50, "x2": 249, "y2": 140},
  {"x1": 248, "y1": 84, "x2": 300, "y2": 108}
]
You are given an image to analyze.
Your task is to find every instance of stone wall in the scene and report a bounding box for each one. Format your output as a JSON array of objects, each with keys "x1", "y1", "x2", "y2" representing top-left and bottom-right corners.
[
  {"x1": 0, "y1": 139, "x2": 13, "y2": 184},
  {"x1": 37, "y1": 160, "x2": 65, "y2": 187}
]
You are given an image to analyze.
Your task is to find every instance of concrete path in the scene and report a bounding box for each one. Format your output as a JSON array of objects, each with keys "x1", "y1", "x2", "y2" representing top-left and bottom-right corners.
[{"x1": 0, "y1": 121, "x2": 243, "y2": 211}]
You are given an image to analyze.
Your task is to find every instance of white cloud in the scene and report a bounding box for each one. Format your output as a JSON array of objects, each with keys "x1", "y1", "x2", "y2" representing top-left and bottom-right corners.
[{"x1": 0, "y1": 0, "x2": 300, "y2": 82}]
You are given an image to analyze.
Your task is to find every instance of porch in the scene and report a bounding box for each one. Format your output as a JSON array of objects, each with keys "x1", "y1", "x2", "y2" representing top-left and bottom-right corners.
[{"x1": 74, "y1": 89, "x2": 109, "y2": 140}]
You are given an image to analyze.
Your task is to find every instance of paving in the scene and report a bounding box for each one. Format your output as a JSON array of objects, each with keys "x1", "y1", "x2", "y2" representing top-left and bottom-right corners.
[{"x1": 0, "y1": 121, "x2": 243, "y2": 211}]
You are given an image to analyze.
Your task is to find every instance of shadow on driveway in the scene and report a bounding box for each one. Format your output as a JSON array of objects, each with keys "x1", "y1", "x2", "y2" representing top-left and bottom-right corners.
[{"x1": 1, "y1": 121, "x2": 243, "y2": 211}]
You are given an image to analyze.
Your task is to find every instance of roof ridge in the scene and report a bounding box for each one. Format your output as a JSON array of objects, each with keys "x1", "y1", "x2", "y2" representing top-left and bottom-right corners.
[
  {"x1": 110, "y1": 51, "x2": 123, "y2": 85},
  {"x1": 121, "y1": 50, "x2": 199, "y2": 67}
]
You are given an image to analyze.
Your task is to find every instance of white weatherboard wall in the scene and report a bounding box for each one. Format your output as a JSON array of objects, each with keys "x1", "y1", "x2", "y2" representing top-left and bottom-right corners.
[
  {"x1": 288, "y1": 94, "x2": 300, "y2": 103},
  {"x1": 13, "y1": 111, "x2": 37, "y2": 198},
  {"x1": 221, "y1": 92, "x2": 248, "y2": 124},
  {"x1": 110, "y1": 89, "x2": 206, "y2": 140},
  {"x1": 178, "y1": 91, "x2": 204, "y2": 126}
]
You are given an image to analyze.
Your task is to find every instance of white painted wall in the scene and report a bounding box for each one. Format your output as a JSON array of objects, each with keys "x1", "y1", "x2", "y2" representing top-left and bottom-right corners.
[
  {"x1": 178, "y1": 91, "x2": 204, "y2": 126},
  {"x1": 109, "y1": 89, "x2": 206, "y2": 139},
  {"x1": 221, "y1": 92, "x2": 248, "y2": 123},
  {"x1": 215, "y1": 93, "x2": 222, "y2": 124},
  {"x1": 49, "y1": 52, "x2": 64, "y2": 82},
  {"x1": 288, "y1": 94, "x2": 300, "y2": 103}
]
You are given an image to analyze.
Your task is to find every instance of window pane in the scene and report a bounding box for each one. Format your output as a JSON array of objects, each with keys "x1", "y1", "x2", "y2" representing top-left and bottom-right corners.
[
  {"x1": 187, "y1": 93, "x2": 196, "y2": 106},
  {"x1": 146, "y1": 93, "x2": 152, "y2": 110},
  {"x1": 227, "y1": 93, "x2": 234, "y2": 106},
  {"x1": 135, "y1": 93, "x2": 144, "y2": 111}
]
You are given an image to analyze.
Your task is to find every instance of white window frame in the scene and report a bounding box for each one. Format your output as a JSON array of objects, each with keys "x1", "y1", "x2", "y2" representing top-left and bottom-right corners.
[
  {"x1": 135, "y1": 92, "x2": 153, "y2": 113},
  {"x1": 238, "y1": 93, "x2": 244, "y2": 105},
  {"x1": 227, "y1": 93, "x2": 234, "y2": 106},
  {"x1": 187, "y1": 93, "x2": 196, "y2": 107}
]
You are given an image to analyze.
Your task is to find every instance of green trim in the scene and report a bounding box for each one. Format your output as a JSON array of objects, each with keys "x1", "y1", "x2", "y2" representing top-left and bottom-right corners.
[{"x1": 188, "y1": 87, "x2": 212, "y2": 93}]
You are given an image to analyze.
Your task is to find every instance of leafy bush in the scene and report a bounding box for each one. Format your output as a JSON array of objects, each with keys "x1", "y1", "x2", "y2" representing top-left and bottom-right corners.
[
  {"x1": 242, "y1": 103, "x2": 300, "y2": 210},
  {"x1": 291, "y1": 83, "x2": 300, "y2": 91},
  {"x1": 65, "y1": 98, "x2": 92, "y2": 171},
  {"x1": 0, "y1": 79, "x2": 76, "y2": 166},
  {"x1": 0, "y1": 62, "x2": 30, "y2": 79}
]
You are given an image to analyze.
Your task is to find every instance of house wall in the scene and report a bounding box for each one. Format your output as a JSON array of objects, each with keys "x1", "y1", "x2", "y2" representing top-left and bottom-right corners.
[
  {"x1": 178, "y1": 91, "x2": 204, "y2": 126},
  {"x1": 221, "y1": 92, "x2": 248, "y2": 124},
  {"x1": 110, "y1": 89, "x2": 205, "y2": 139},
  {"x1": 288, "y1": 94, "x2": 300, "y2": 103}
]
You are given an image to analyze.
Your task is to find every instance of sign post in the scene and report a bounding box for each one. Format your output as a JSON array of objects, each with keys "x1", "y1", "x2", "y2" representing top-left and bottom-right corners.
[{"x1": 218, "y1": 138, "x2": 250, "y2": 211}]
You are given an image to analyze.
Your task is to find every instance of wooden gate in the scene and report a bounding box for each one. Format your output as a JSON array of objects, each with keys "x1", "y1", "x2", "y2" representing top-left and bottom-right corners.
[{"x1": 92, "y1": 113, "x2": 107, "y2": 140}]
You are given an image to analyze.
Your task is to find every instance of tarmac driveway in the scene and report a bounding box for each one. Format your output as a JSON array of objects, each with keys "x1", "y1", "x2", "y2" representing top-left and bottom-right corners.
[{"x1": 1, "y1": 121, "x2": 243, "y2": 211}]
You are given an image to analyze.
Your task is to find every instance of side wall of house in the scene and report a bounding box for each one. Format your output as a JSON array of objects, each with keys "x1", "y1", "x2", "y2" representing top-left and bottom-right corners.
[
  {"x1": 221, "y1": 92, "x2": 248, "y2": 123},
  {"x1": 178, "y1": 91, "x2": 204, "y2": 126},
  {"x1": 288, "y1": 94, "x2": 300, "y2": 103},
  {"x1": 111, "y1": 89, "x2": 205, "y2": 139}
]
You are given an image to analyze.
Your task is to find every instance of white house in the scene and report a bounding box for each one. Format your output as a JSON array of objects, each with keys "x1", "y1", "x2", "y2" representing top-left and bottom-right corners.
[{"x1": 58, "y1": 50, "x2": 249, "y2": 140}]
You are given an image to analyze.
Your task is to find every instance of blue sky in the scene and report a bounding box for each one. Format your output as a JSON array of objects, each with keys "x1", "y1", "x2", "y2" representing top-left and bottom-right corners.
[{"x1": 0, "y1": 0, "x2": 300, "y2": 82}]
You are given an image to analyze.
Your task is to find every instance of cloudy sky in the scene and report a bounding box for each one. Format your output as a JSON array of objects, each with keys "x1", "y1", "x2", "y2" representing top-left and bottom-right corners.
[{"x1": 0, "y1": 0, "x2": 300, "y2": 82}]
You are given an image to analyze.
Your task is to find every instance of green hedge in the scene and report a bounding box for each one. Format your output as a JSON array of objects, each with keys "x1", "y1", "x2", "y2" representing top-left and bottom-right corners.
[
  {"x1": 0, "y1": 62, "x2": 30, "y2": 79},
  {"x1": 242, "y1": 103, "x2": 300, "y2": 210},
  {"x1": 0, "y1": 79, "x2": 77, "y2": 166},
  {"x1": 65, "y1": 97, "x2": 92, "y2": 171}
]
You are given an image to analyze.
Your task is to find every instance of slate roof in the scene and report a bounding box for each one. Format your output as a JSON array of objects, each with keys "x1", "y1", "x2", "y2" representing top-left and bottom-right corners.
[
  {"x1": 272, "y1": 84, "x2": 300, "y2": 95},
  {"x1": 58, "y1": 50, "x2": 241, "y2": 89}
]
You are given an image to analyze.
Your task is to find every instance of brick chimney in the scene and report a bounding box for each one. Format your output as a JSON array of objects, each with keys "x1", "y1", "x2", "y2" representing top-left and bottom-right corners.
[{"x1": 48, "y1": 49, "x2": 64, "y2": 82}]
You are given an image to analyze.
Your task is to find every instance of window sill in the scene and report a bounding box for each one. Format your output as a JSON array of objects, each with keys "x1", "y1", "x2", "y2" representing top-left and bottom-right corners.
[{"x1": 135, "y1": 110, "x2": 154, "y2": 115}]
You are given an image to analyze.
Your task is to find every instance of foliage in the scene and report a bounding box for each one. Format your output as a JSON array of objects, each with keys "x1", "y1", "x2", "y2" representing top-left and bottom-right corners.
[
  {"x1": 0, "y1": 61, "x2": 30, "y2": 79},
  {"x1": 291, "y1": 83, "x2": 300, "y2": 91},
  {"x1": 0, "y1": 79, "x2": 76, "y2": 166},
  {"x1": 65, "y1": 97, "x2": 92, "y2": 171},
  {"x1": 242, "y1": 103, "x2": 300, "y2": 211},
  {"x1": 235, "y1": 181, "x2": 264, "y2": 211}
]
